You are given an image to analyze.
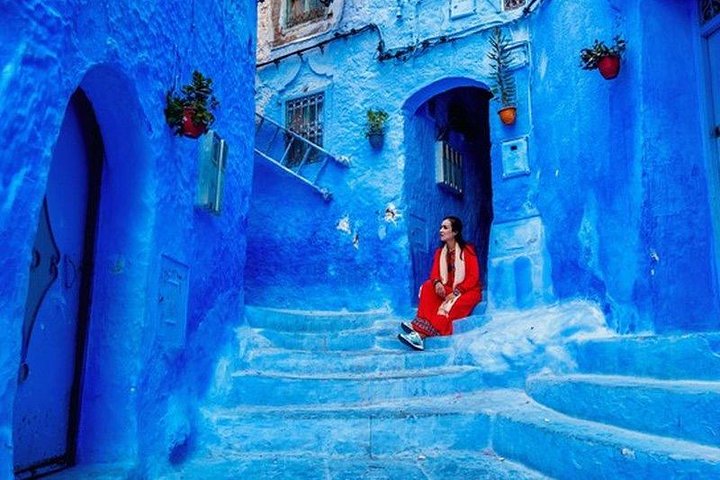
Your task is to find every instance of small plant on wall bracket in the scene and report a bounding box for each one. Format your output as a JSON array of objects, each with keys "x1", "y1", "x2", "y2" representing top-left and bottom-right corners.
[
  {"x1": 164, "y1": 70, "x2": 220, "y2": 138},
  {"x1": 365, "y1": 109, "x2": 389, "y2": 149},
  {"x1": 580, "y1": 36, "x2": 626, "y2": 80},
  {"x1": 487, "y1": 27, "x2": 518, "y2": 126}
]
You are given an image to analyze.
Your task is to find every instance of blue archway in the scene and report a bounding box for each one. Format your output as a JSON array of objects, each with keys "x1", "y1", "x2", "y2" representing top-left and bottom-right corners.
[{"x1": 402, "y1": 77, "x2": 494, "y2": 303}]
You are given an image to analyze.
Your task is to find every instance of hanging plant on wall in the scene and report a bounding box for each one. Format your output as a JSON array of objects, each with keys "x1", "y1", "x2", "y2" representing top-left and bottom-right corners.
[
  {"x1": 487, "y1": 27, "x2": 518, "y2": 126},
  {"x1": 364, "y1": 109, "x2": 389, "y2": 149},
  {"x1": 164, "y1": 70, "x2": 220, "y2": 138},
  {"x1": 580, "y1": 36, "x2": 627, "y2": 80}
]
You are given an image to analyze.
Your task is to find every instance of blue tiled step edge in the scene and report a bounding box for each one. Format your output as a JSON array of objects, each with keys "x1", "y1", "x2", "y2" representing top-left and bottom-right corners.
[
  {"x1": 162, "y1": 451, "x2": 550, "y2": 480},
  {"x1": 494, "y1": 392, "x2": 720, "y2": 479},
  {"x1": 526, "y1": 373, "x2": 720, "y2": 448},
  {"x1": 256, "y1": 326, "x2": 387, "y2": 351},
  {"x1": 201, "y1": 390, "x2": 529, "y2": 458},
  {"x1": 573, "y1": 333, "x2": 720, "y2": 380},
  {"x1": 240, "y1": 347, "x2": 455, "y2": 374},
  {"x1": 245, "y1": 305, "x2": 390, "y2": 333},
  {"x1": 223, "y1": 366, "x2": 488, "y2": 406}
]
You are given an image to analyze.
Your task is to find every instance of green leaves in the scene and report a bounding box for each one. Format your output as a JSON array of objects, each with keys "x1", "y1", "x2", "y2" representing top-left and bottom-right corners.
[
  {"x1": 365, "y1": 109, "x2": 389, "y2": 137},
  {"x1": 579, "y1": 35, "x2": 626, "y2": 70},
  {"x1": 164, "y1": 70, "x2": 220, "y2": 136},
  {"x1": 487, "y1": 27, "x2": 517, "y2": 108}
]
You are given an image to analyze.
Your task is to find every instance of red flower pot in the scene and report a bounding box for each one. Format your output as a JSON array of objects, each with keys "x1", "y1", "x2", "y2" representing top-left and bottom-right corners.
[
  {"x1": 597, "y1": 55, "x2": 621, "y2": 80},
  {"x1": 182, "y1": 107, "x2": 207, "y2": 138}
]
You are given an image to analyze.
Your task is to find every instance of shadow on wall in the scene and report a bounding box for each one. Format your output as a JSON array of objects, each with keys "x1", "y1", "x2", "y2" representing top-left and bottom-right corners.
[{"x1": 73, "y1": 65, "x2": 154, "y2": 464}]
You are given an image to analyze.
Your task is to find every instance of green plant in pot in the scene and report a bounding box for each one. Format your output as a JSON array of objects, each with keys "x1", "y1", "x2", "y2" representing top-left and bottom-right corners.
[
  {"x1": 487, "y1": 27, "x2": 517, "y2": 126},
  {"x1": 364, "y1": 109, "x2": 389, "y2": 149},
  {"x1": 580, "y1": 36, "x2": 626, "y2": 80},
  {"x1": 165, "y1": 70, "x2": 220, "y2": 138}
]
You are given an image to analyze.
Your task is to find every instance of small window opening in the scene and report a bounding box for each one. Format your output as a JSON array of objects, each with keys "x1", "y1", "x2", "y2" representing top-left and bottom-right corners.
[
  {"x1": 435, "y1": 140, "x2": 464, "y2": 195},
  {"x1": 503, "y1": 0, "x2": 526, "y2": 11},
  {"x1": 286, "y1": 0, "x2": 326, "y2": 27},
  {"x1": 285, "y1": 92, "x2": 324, "y2": 168}
]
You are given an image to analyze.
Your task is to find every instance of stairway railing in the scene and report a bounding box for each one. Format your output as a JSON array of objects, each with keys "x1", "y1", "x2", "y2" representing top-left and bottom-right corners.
[{"x1": 254, "y1": 112, "x2": 339, "y2": 198}]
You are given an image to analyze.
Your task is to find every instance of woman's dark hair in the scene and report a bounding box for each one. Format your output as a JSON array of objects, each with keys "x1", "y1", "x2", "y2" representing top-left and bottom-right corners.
[{"x1": 443, "y1": 215, "x2": 467, "y2": 253}]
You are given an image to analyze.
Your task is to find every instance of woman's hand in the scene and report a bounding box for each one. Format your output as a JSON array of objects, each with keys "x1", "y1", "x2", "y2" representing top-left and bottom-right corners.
[{"x1": 434, "y1": 282, "x2": 446, "y2": 298}]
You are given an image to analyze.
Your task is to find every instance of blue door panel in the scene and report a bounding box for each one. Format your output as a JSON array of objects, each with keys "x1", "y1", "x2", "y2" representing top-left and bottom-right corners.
[{"x1": 13, "y1": 96, "x2": 89, "y2": 473}]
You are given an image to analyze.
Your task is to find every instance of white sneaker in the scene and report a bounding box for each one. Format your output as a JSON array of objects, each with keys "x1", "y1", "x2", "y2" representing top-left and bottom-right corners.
[
  {"x1": 401, "y1": 321, "x2": 415, "y2": 334},
  {"x1": 398, "y1": 331, "x2": 424, "y2": 351}
]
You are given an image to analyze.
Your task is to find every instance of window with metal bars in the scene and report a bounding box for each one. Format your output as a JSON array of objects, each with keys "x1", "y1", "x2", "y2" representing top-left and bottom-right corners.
[
  {"x1": 286, "y1": 0, "x2": 326, "y2": 27},
  {"x1": 285, "y1": 92, "x2": 324, "y2": 168},
  {"x1": 701, "y1": 0, "x2": 720, "y2": 23},
  {"x1": 504, "y1": 0, "x2": 526, "y2": 11},
  {"x1": 435, "y1": 140, "x2": 463, "y2": 195}
]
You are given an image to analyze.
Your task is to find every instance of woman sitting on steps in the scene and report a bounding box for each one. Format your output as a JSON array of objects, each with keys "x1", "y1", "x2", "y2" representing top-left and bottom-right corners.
[{"x1": 398, "y1": 216, "x2": 482, "y2": 351}]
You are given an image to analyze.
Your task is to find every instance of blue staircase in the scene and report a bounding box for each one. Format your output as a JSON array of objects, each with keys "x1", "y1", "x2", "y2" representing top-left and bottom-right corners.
[
  {"x1": 185, "y1": 307, "x2": 549, "y2": 479},
  {"x1": 161, "y1": 308, "x2": 720, "y2": 479}
]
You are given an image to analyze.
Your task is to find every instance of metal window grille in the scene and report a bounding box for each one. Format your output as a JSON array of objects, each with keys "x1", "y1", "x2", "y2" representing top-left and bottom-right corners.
[
  {"x1": 504, "y1": 0, "x2": 526, "y2": 11},
  {"x1": 285, "y1": 92, "x2": 324, "y2": 168},
  {"x1": 435, "y1": 140, "x2": 463, "y2": 195},
  {"x1": 286, "y1": 0, "x2": 325, "y2": 27},
  {"x1": 701, "y1": 0, "x2": 720, "y2": 23}
]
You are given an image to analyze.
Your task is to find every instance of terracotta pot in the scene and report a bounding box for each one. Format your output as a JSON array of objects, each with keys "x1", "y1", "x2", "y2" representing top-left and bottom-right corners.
[
  {"x1": 368, "y1": 132, "x2": 384, "y2": 149},
  {"x1": 498, "y1": 106, "x2": 517, "y2": 126},
  {"x1": 182, "y1": 107, "x2": 207, "y2": 138},
  {"x1": 597, "y1": 55, "x2": 621, "y2": 80}
]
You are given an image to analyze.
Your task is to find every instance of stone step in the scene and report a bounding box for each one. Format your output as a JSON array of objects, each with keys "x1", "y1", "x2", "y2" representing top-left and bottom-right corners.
[
  {"x1": 246, "y1": 305, "x2": 388, "y2": 332},
  {"x1": 573, "y1": 333, "x2": 720, "y2": 380},
  {"x1": 161, "y1": 452, "x2": 550, "y2": 479},
  {"x1": 493, "y1": 393, "x2": 720, "y2": 479},
  {"x1": 256, "y1": 326, "x2": 383, "y2": 351},
  {"x1": 201, "y1": 390, "x2": 529, "y2": 458},
  {"x1": 526, "y1": 373, "x2": 720, "y2": 447},
  {"x1": 242, "y1": 348, "x2": 455, "y2": 374},
  {"x1": 202, "y1": 407, "x2": 490, "y2": 459},
  {"x1": 223, "y1": 366, "x2": 489, "y2": 406}
]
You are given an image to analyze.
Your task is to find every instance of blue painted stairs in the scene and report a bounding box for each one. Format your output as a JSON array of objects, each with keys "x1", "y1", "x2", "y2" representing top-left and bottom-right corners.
[
  {"x1": 192, "y1": 306, "x2": 548, "y2": 479},
  {"x1": 513, "y1": 333, "x2": 720, "y2": 478},
  {"x1": 188, "y1": 307, "x2": 720, "y2": 479}
]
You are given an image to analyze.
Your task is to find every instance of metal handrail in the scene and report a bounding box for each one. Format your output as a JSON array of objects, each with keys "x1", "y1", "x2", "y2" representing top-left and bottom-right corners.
[
  {"x1": 254, "y1": 112, "x2": 339, "y2": 199},
  {"x1": 255, "y1": 113, "x2": 332, "y2": 154}
]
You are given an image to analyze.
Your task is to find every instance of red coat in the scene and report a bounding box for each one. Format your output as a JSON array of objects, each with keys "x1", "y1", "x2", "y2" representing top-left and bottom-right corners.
[{"x1": 412, "y1": 244, "x2": 483, "y2": 337}]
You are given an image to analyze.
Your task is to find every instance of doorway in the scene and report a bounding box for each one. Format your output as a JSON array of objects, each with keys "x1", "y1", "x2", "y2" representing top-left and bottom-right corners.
[
  {"x1": 403, "y1": 84, "x2": 494, "y2": 303},
  {"x1": 13, "y1": 90, "x2": 103, "y2": 479}
]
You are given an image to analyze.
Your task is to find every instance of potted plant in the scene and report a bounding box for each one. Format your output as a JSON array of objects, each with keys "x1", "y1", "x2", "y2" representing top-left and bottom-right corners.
[
  {"x1": 164, "y1": 70, "x2": 220, "y2": 138},
  {"x1": 364, "y1": 109, "x2": 389, "y2": 149},
  {"x1": 580, "y1": 36, "x2": 627, "y2": 80},
  {"x1": 487, "y1": 27, "x2": 518, "y2": 126}
]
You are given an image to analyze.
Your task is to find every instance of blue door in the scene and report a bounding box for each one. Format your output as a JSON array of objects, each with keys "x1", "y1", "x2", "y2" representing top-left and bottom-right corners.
[{"x1": 13, "y1": 91, "x2": 102, "y2": 478}]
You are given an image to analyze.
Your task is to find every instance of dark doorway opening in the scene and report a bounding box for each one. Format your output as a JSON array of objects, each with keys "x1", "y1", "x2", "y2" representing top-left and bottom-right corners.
[{"x1": 404, "y1": 85, "x2": 493, "y2": 303}]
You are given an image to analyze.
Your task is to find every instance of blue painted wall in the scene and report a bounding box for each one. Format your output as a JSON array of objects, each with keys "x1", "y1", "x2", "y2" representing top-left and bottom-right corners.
[
  {"x1": 0, "y1": 1, "x2": 255, "y2": 477},
  {"x1": 254, "y1": 0, "x2": 719, "y2": 330}
]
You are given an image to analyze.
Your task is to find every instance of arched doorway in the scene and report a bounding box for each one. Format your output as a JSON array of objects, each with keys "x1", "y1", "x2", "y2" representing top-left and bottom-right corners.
[
  {"x1": 13, "y1": 89, "x2": 103, "y2": 478},
  {"x1": 403, "y1": 79, "x2": 494, "y2": 303}
]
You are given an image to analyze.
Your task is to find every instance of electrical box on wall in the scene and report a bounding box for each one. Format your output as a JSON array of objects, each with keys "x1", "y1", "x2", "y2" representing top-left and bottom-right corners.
[
  {"x1": 196, "y1": 130, "x2": 228, "y2": 214},
  {"x1": 157, "y1": 255, "x2": 190, "y2": 348},
  {"x1": 450, "y1": 0, "x2": 475, "y2": 19},
  {"x1": 501, "y1": 136, "x2": 529, "y2": 178}
]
